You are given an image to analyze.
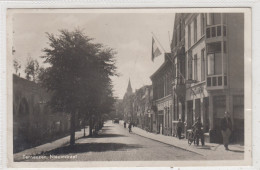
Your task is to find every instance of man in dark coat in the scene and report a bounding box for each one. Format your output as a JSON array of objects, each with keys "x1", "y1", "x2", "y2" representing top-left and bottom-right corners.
[
  {"x1": 192, "y1": 117, "x2": 205, "y2": 146},
  {"x1": 221, "y1": 111, "x2": 232, "y2": 150},
  {"x1": 177, "y1": 119, "x2": 182, "y2": 139}
]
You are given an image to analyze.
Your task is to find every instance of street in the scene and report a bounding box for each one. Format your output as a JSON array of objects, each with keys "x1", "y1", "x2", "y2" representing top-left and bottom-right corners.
[{"x1": 24, "y1": 121, "x2": 205, "y2": 161}]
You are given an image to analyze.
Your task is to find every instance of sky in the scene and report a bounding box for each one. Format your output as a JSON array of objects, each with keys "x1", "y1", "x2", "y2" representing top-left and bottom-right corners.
[{"x1": 12, "y1": 10, "x2": 175, "y2": 99}]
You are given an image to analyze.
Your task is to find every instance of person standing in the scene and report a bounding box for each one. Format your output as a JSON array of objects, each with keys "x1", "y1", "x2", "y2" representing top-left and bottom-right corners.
[
  {"x1": 221, "y1": 111, "x2": 232, "y2": 150},
  {"x1": 128, "y1": 122, "x2": 132, "y2": 133},
  {"x1": 192, "y1": 117, "x2": 205, "y2": 146},
  {"x1": 177, "y1": 119, "x2": 182, "y2": 139}
]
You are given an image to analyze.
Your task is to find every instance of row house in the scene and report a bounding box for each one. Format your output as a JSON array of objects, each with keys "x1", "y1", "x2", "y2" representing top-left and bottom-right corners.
[
  {"x1": 132, "y1": 85, "x2": 153, "y2": 131},
  {"x1": 184, "y1": 13, "x2": 244, "y2": 143},
  {"x1": 170, "y1": 13, "x2": 186, "y2": 136},
  {"x1": 150, "y1": 13, "x2": 244, "y2": 144},
  {"x1": 150, "y1": 53, "x2": 173, "y2": 135}
]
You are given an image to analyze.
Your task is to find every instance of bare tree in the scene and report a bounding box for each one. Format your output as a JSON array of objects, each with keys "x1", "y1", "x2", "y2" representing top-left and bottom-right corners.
[
  {"x1": 24, "y1": 57, "x2": 39, "y2": 82},
  {"x1": 13, "y1": 59, "x2": 21, "y2": 75}
]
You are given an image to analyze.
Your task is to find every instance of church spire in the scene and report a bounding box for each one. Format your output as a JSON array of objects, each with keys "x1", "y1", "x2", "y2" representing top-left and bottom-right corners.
[{"x1": 127, "y1": 78, "x2": 132, "y2": 94}]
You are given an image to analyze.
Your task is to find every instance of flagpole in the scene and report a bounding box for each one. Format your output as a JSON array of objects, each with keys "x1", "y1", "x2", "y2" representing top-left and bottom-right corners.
[
  {"x1": 151, "y1": 32, "x2": 197, "y2": 96},
  {"x1": 151, "y1": 32, "x2": 186, "y2": 82}
]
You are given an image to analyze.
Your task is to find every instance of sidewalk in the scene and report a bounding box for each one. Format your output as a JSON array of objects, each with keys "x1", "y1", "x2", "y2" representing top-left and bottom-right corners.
[
  {"x1": 14, "y1": 127, "x2": 89, "y2": 161},
  {"x1": 122, "y1": 122, "x2": 244, "y2": 160}
]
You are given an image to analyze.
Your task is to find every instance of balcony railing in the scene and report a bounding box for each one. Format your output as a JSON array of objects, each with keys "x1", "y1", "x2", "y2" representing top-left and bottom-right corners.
[
  {"x1": 206, "y1": 24, "x2": 226, "y2": 39},
  {"x1": 206, "y1": 74, "x2": 227, "y2": 89}
]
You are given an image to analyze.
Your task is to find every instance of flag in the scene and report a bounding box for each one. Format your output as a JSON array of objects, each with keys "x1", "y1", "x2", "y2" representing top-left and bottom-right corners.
[{"x1": 152, "y1": 37, "x2": 162, "y2": 61}]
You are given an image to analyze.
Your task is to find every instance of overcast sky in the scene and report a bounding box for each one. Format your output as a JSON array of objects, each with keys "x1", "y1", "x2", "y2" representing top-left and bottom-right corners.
[{"x1": 12, "y1": 11, "x2": 175, "y2": 99}]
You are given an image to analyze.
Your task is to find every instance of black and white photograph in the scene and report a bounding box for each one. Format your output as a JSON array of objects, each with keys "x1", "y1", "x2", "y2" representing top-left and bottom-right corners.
[{"x1": 6, "y1": 8, "x2": 251, "y2": 167}]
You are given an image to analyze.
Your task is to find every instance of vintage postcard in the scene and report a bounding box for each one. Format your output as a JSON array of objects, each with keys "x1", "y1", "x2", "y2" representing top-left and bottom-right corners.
[{"x1": 6, "y1": 8, "x2": 251, "y2": 168}]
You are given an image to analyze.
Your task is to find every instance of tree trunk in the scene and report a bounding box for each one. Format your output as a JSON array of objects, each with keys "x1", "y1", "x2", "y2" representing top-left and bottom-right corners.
[
  {"x1": 70, "y1": 112, "x2": 75, "y2": 145},
  {"x1": 89, "y1": 115, "x2": 93, "y2": 137},
  {"x1": 83, "y1": 119, "x2": 86, "y2": 137}
]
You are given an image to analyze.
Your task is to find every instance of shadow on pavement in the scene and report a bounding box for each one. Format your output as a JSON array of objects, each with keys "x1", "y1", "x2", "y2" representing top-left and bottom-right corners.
[
  {"x1": 39, "y1": 143, "x2": 142, "y2": 155},
  {"x1": 228, "y1": 149, "x2": 244, "y2": 153},
  {"x1": 94, "y1": 134, "x2": 127, "y2": 138}
]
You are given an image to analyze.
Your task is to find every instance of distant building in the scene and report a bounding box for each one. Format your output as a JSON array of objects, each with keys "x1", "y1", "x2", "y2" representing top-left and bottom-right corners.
[
  {"x1": 122, "y1": 79, "x2": 134, "y2": 121},
  {"x1": 132, "y1": 85, "x2": 153, "y2": 131}
]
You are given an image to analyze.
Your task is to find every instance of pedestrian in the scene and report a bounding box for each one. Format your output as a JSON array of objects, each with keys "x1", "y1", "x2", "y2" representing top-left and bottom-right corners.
[
  {"x1": 192, "y1": 117, "x2": 205, "y2": 146},
  {"x1": 124, "y1": 121, "x2": 126, "y2": 128},
  {"x1": 221, "y1": 111, "x2": 232, "y2": 150},
  {"x1": 177, "y1": 119, "x2": 182, "y2": 139},
  {"x1": 128, "y1": 122, "x2": 132, "y2": 133}
]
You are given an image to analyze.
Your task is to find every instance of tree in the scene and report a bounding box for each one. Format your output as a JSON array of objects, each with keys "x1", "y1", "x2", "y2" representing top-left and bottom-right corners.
[
  {"x1": 24, "y1": 57, "x2": 39, "y2": 81},
  {"x1": 40, "y1": 29, "x2": 117, "y2": 145},
  {"x1": 13, "y1": 59, "x2": 21, "y2": 75}
]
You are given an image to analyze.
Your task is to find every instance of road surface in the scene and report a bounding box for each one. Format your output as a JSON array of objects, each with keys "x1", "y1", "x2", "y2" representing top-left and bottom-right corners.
[{"x1": 24, "y1": 121, "x2": 205, "y2": 161}]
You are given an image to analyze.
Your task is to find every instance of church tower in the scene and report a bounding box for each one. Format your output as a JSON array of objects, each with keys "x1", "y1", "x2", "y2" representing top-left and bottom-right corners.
[{"x1": 126, "y1": 78, "x2": 133, "y2": 95}]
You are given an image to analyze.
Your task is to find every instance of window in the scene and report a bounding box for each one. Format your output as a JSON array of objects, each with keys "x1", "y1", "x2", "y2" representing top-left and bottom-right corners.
[
  {"x1": 207, "y1": 13, "x2": 221, "y2": 25},
  {"x1": 207, "y1": 54, "x2": 214, "y2": 75},
  {"x1": 194, "y1": 54, "x2": 198, "y2": 80},
  {"x1": 179, "y1": 19, "x2": 182, "y2": 42},
  {"x1": 188, "y1": 52, "x2": 193, "y2": 79},
  {"x1": 194, "y1": 18, "x2": 197, "y2": 42},
  {"x1": 188, "y1": 25, "x2": 191, "y2": 48},
  {"x1": 201, "y1": 14, "x2": 205, "y2": 36},
  {"x1": 207, "y1": 53, "x2": 222, "y2": 75},
  {"x1": 201, "y1": 49, "x2": 206, "y2": 81}
]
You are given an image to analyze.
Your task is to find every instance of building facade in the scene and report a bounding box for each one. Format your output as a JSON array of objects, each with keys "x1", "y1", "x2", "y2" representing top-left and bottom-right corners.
[
  {"x1": 183, "y1": 13, "x2": 244, "y2": 143},
  {"x1": 170, "y1": 13, "x2": 186, "y2": 136},
  {"x1": 150, "y1": 54, "x2": 173, "y2": 135}
]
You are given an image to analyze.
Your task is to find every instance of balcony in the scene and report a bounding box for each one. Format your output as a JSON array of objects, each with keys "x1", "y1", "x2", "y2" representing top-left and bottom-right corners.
[
  {"x1": 206, "y1": 74, "x2": 227, "y2": 90},
  {"x1": 206, "y1": 24, "x2": 226, "y2": 43}
]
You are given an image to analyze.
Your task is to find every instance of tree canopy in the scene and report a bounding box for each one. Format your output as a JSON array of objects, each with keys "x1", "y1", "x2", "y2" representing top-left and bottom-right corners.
[{"x1": 40, "y1": 29, "x2": 117, "y2": 144}]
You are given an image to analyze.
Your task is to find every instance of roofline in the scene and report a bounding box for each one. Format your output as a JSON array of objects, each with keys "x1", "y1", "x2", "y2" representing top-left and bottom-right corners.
[{"x1": 150, "y1": 59, "x2": 171, "y2": 80}]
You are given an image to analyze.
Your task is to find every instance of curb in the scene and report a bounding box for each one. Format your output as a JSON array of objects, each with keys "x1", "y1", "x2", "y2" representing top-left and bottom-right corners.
[{"x1": 131, "y1": 129, "x2": 205, "y2": 156}]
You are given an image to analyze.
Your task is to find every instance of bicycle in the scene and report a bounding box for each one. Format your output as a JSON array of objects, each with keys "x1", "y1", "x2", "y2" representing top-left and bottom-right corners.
[{"x1": 187, "y1": 129, "x2": 198, "y2": 145}]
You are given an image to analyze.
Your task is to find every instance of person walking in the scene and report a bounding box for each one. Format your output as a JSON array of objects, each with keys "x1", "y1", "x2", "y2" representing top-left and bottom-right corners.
[
  {"x1": 192, "y1": 117, "x2": 205, "y2": 146},
  {"x1": 124, "y1": 121, "x2": 126, "y2": 128},
  {"x1": 221, "y1": 111, "x2": 232, "y2": 150},
  {"x1": 177, "y1": 119, "x2": 182, "y2": 139},
  {"x1": 128, "y1": 122, "x2": 132, "y2": 133}
]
